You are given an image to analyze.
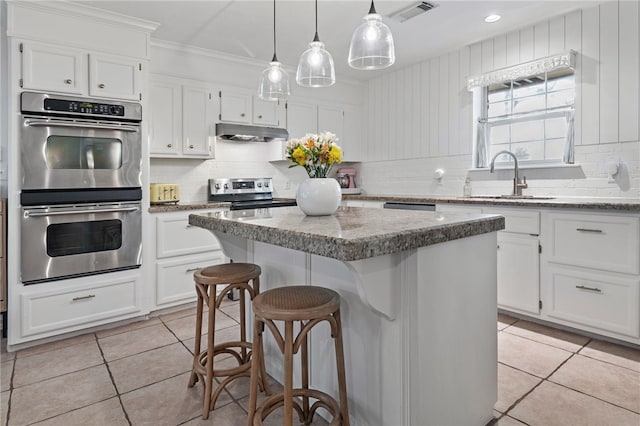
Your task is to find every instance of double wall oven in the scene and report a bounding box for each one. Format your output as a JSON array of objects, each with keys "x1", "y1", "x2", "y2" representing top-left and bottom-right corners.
[{"x1": 19, "y1": 92, "x2": 143, "y2": 285}]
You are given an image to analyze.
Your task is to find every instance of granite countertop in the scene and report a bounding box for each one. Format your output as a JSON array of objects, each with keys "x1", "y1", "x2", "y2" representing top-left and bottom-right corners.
[
  {"x1": 149, "y1": 201, "x2": 230, "y2": 213},
  {"x1": 343, "y1": 194, "x2": 640, "y2": 211},
  {"x1": 189, "y1": 206, "x2": 505, "y2": 262}
]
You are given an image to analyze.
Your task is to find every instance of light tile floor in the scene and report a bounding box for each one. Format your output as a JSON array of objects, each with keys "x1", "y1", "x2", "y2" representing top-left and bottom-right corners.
[{"x1": 1, "y1": 305, "x2": 638, "y2": 425}]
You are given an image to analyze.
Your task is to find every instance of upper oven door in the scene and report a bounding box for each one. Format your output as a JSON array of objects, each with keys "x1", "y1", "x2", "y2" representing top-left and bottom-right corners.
[{"x1": 19, "y1": 116, "x2": 142, "y2": 190}]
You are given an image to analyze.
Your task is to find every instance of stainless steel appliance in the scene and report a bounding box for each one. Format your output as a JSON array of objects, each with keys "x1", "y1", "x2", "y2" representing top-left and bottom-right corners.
[
  {"x1": 21, "y1": 201, "x2": 142, "y2": 284},
  {"x1": 18, "y1": 92, "x2": 144, "y2": 284},
  {"x1": 19, "y1": 92, "x2": 142, "y2": 193},
  {"x1": 208, "y1": 178, "x2": 296, "y2": 210},
  {"x1": 215, "y1": 123, "x2": 288, "y2": 142},
  {"x1": 383, "y1": 202, "x2": 436, "y2": 211}
]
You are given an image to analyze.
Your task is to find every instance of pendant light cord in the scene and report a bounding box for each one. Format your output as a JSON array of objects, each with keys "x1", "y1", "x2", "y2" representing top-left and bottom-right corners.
[
  {"x1": 313, "y1": 0, "x2": 320, "y2": 42},
  {"x1": 369, "y1": 0, "x2": 376, "y2": 14},
  {"x1": 272, "y1": 0, "x2": 278, "y2": 62}
]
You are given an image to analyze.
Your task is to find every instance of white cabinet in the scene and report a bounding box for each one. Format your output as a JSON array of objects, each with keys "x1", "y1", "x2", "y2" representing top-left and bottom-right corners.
[
  {"x1": 483, "y1": 207, "x2": 541, "y2": 316},
  {"x1": 152, "y1": 211, "x2": 225, "y2": 309},
  {"x1": 286, "y1": 100, "x2": 317, "y2": 140},
  {"x1": 21, "y1": 42, "x2": 141, "y2": 100},
  {"x1": 436, "y1": 204, "x2": 483, "y2": 214},
  {"x1": 344, "y1": 200, "x2": 384, "y2": 208},
  {"x1": 20, "y1": 272, "x2": 143, "y2": 337},
  {"x1": 541, "y1": 210, "x2": 640, "y2": 343},
  {"x1": 218, "y1": 89, "x2": 283, "y2": 126},
  {"x1": 149, "y1": 76, "x2": 215, "y2": 159}
]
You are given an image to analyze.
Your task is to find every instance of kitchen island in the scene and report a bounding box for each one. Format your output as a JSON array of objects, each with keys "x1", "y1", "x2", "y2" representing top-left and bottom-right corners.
[{"x1": 190, "y1": 206, "x2": 505, "y2": 426}]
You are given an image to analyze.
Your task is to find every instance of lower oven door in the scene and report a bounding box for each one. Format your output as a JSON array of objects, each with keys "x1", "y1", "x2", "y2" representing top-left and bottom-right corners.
[{"x1": 21, "y1": 202, "x2": 142, "y2": 284}]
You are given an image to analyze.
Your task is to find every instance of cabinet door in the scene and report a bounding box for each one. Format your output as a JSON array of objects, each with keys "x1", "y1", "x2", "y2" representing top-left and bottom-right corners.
[
  {"x1": 219, "y1": 91, "x2": 251, "y2": 123},
  {"x1": 318, "y1": 105, "x2": 343, "y2": 138},
  {"x1": 342, "y1": 106, "x2": 362, "y2": 161},
  {"x1": 497, "y1": 233, "x2": 540, "y2": 315},
  {"x1": 89, "y1": 54, "x2": 140, "y2": 100},
  {"x1": 156, "y1": 252, "x2": 225, "y2": 306},
  {"x1": 21, "y1": 43, "x2": 85, "y2": 94},
  {"x1": 253, "y1": 96, "x2": 280, "y2": 126},
  {"x1": 182, "y1": 86, "x2": 214, "y2": 157},
  {"x1": 150, "y1": 80, "x2": 181, "y2": 156},
  {"x1": 286, "y1": 101, "x2": 317, "y2": 139}
]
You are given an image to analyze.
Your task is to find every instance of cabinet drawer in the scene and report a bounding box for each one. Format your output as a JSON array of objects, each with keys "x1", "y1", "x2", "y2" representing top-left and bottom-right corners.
[
  {"x1": 436, "y1": 204, "x2": 482, "y2": 214},
  {"x1": 545, "y1": 212, "x2": 639, "y2": 274},
  {"x1": 156, "y1": 214, "x2": 220, "y2": 258},
  {"x1": 483, "y1": 207, "x2": 539, "y2": 235},
  {"x1": 21, "y1": 276, "x2": 140, "y2": 336},
  {"x1": 546, "y1": 265, "x2": 640, "y2": 337},
  {"x1": 156, "y1": 252, "x2": 225, "y2": 306}
]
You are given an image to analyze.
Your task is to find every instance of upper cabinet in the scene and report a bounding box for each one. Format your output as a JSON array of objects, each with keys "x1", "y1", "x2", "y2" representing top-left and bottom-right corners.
[
  {"x1": 20, "y1": 42, "x2": 141, "y2": 101},
  {"x1": 149, "y1": 76, "x2": 215, "y2": 159},
  {"x1": 218, "y1": 89, "x2": 283, "y2": 127}
]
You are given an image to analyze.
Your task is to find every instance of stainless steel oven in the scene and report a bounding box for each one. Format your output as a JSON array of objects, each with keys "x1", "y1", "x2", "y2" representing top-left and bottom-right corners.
[
  {"x1": 21, "y1": 201, "x2": 142, "y2": 284},
  {"x1": 19, "y1": 92, "x2": 142, "y2": 191}
]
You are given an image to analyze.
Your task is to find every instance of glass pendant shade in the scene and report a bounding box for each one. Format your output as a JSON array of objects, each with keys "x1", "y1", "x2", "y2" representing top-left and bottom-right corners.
[
  {"x1": 258, "y1": 59, "x2": 290, "y2": 101},
  {"x1": 348, "y1": 11, "x2": 395, "y2": 70},
  {"x1": 296, "y1": 40, "x2": 335, "y2": 87}
]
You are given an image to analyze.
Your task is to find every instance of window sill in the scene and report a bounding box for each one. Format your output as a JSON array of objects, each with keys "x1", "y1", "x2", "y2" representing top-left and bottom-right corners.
[{"x1": 468, "y1": 163, "x2": 585, "y2": 181}]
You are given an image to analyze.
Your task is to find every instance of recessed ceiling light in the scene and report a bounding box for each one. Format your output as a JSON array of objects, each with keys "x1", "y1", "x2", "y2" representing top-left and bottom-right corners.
[{"x1": 484, "y1": 14, "x2": 501, "y2": 23}]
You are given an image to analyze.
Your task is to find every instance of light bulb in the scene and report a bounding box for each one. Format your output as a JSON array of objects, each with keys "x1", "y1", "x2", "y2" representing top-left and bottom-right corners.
[
  {"x1": 365, "y1": 23, "x2": 379, "y2": 41},
  {"x1": 268, "y1": 66, "x2": 282, "y2": 83},
  {"x1": 307, "y1": 48, "x2": 322, "y2": 66}
]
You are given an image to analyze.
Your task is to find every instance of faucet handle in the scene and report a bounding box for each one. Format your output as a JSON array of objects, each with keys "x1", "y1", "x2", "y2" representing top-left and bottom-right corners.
[{"x1": 519, "y1": 176, "x2": 528, "y2": 188}]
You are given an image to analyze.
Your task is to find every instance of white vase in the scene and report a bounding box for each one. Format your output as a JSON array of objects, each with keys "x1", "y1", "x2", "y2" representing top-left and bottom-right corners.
[{"x1": 295, "y1": 178, "x2": 342, "y2": 216}]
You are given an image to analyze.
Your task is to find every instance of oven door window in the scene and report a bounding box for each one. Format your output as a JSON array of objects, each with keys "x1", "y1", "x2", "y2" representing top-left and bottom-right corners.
[
  {"x1": 46, "y1": 220, "x2": 123, "y2": 257},
  {"x1": 45, "y1": 136, "x2": 123, "y2": 170}
]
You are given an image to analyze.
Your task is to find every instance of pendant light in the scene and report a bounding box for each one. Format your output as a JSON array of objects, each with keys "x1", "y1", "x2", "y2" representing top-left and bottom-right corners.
[
  {"x1": 296, "y1": 0, "x2": 335, "y2": 87},
  {"x1": 348, "y1": 0, "x2": 395, "y2": 70},
  {"x1": 258, "y1": 0, "x2": 290, "y2": 101}
]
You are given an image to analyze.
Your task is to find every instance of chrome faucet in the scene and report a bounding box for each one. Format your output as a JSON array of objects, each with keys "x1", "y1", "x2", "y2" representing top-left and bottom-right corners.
[{"x1": 490, "y1": 150, "x2": 528, "y2": 197}]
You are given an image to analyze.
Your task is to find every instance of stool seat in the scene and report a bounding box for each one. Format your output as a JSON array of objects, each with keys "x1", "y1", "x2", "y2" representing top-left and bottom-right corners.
[
  {"x1": 253, "y1": 286, "x2": 340, "y2": 321},
  {"x1": 195, "y1": 263, "x2": 261, "y2": 287}
]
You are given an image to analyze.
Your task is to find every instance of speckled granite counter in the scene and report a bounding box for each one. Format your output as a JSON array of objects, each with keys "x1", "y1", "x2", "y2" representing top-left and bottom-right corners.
[
  {"x1": 148, "y1": 201, "x2": 229, "y2": 213},
  {"x1": 189, "y1": 206, "x2": 504, "y2": 262},
  {"x1": 343, "y1": 194, "x2": 640, "y2": 211}
]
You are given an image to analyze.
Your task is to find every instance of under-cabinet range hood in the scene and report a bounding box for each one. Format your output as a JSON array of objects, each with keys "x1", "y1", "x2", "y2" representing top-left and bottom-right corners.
[{"x1": 215, "y1": 123, "x2": 289, "y2": 142}]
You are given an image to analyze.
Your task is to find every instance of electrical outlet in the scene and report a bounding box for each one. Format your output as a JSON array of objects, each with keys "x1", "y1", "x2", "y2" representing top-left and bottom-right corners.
[{"x1": 284, "y1": 180, "x2": 291, "y2": 190}]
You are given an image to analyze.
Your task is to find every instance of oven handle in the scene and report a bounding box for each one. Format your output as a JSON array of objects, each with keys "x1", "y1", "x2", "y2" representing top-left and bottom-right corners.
[
  {"x1": 25, "y1": 119, "x2": 139, "y2": 133},
  {"x1": 25, "y1": 206, "x2": 139, "y2": 217}
]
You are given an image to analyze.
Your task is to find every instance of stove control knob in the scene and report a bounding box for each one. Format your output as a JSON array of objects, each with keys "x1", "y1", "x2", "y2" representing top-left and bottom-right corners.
[
  {"x1": 264, "y1": 181, "x2": 270, "y2": 187},
  {"x1": 214, "y1": 183, "x2": 220, "y2": 190},
  {"x1": 257, "y1": 183, "x2": 262, "y2": 188},
  {"x1": 223, "y1": 184, "x2": 228, "y2": 189}
]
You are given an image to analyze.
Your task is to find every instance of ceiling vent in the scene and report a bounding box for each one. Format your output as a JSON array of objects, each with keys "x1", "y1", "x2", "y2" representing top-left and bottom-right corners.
[{"x1": 388, "y1": 1, "x2": 438, "y2": 23}]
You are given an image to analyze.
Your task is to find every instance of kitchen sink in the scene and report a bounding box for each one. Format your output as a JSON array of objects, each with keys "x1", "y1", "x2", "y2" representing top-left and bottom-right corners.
[{"x1": 467, "y1": 195, "x2": 555, "y2": 200}]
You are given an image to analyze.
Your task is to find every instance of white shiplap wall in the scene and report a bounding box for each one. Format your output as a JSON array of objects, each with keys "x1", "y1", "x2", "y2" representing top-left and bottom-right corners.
[{"x1": 360, "y1": 2, "x2": 639, "y2": 197}]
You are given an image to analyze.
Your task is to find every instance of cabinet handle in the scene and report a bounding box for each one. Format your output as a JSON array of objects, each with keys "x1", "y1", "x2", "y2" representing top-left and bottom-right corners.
[
  {"x1": 186, "y1": 267, "x2": 203, "y2": 273},
  {"x1": 575, "y1": 285, "x2": 602, "y2": 293},
  {"x1": 576, "y1": 228, "x2": 603, "y2": 233},
  {"x1": 258, "y1": 114, "x2": 263, "y2": 119},
  {"x1": 98, "y1": 83, "x2": 106, "y2": 89},
  {"x1": 185, "y1": 224, "x2": 193, "y2": 228},
  {"x1": 496, "y1": 245, "x2": 500, "y2": 249},
  {"x1": 65, "y1": 79, "x2": 72, "y2": 84},
  {"x1": 167, "y1": 143, "x2": 172, "y2": 148},
  {"x1": 240, "y1": 113, "x2": 245, "y2": 117},
  {"x1": 72, "y1": 294, "x2": 96, "y2": 301},
  {"x1": 189, "y1": 144, "x2": 194, "y2": 149}
]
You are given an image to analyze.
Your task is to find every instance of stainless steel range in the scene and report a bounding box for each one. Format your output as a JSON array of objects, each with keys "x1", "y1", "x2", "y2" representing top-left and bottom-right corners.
[{"x1": 208, "y1": 178, "x2": 296, "y2": 210}]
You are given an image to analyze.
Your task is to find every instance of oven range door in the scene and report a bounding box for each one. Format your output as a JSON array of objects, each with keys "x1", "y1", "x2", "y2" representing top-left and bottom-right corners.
[
  {"x1": 20, "y1": 115, "x2": 142, "y2": 190},
  {"x1": 21, "y1": 202, "x2": 142, "y2": 284}
]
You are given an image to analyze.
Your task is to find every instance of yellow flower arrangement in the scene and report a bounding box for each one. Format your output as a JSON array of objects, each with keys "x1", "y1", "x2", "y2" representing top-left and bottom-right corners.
[{"x1": 285, "y1": 132, "x2": 343, "y2": 178}]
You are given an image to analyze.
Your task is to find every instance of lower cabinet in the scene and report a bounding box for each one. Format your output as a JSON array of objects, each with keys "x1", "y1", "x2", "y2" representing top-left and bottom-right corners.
[
  {"x1": 496, "y1": 233, "x2": 540, "y2": 315},
  {"x1": 152, "y1": 210, "x2": 225, "y2": 310},
  {"x1": 20, "y1": 271, "x2": 143, "y2": 338}
]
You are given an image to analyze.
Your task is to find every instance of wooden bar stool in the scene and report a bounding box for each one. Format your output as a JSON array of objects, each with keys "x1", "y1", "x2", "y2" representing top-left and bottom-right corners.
[
  {"x1": 188, "y1": 263, "x2": 271, "y2": 419},
  {"x1": 247, "y1": 286, "x2": 349, "y2": 426}
]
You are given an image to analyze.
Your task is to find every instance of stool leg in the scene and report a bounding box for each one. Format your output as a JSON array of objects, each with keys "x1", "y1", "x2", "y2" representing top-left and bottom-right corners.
[
  {"x1": 247, "y1": 317, "x2": 263, "y2": 426},
  {"x1": 188, "y1": 283, "x2": 205, "y2": 388},
  {"x1": 301, "y1": 322, "x2": 311, "y2": 424},
  {"x1": 333, "y1": 310, "x2": 350, "y2": 426},
  {"x1": 284, "y1": 320, "x2": 294, "y2": 426},
  {"x1": 239, "y1": 282, "x2": 247, "y2": 362},
  {"x1": 202, "y1": 284, "x2": 217, "y2": 419}
]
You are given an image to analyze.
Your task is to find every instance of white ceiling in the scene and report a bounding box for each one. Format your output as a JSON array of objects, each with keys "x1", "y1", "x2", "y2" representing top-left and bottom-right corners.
[{"x1": 86, "y1": 0, "x2": 594, "y2": 81}]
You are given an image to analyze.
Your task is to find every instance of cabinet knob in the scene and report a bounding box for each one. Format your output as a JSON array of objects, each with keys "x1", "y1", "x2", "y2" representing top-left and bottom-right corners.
[
  {"x1": 167, "y1": 144, "x2": 172, "y2": 148},
  {"x1": 189, "y1": 144, "x2": 194, "y2": 149},
  {"x1": 258, "y1": 115, "x2": 263, "y2": 119},
  {"x1": 98, "y1": 83, "x2": 105, "y2": 89},
  {"x1": 240, "y1": 113, "x2": 245, "y2": 117},
  {"x1": 65, "y1": 79, "x2": 72, "y2": 84}
]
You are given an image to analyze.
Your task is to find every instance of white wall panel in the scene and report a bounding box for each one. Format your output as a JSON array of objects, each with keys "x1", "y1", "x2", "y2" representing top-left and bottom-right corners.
[
  {"x1": 599, "y1": 1, "x2": 619, "y2": 144},
  {"x1": 534, "y1": 21, "x2": 550, "y2": 58},
  {"x1": 619, "y1": 0, "x2": 640, "y2": 143},
  {"x1": 549, "y1": 16, "x2": 565, "y2": 54},
  {"x1": 481, "y1": 39, "x2": 494, "y2": 72},
  {"x1": 411, "y1": 64, "x2": 422, "y2": 159},
  {"x1": 381, "y1": 76, "x2": 390, "y2": 161},
  {"x1": 429, "y1": 58, "x2": 440, "y2": 157},
  {"x1": 420, "y1": 62, "x2": 431, "y2": 158},
  {"x1": 519, "y1": 26, "x2": 535, "y2": 62},
  {"x1": 448, "y1": 51, "x2": 460, "y2": 156},
  {"x1": 388, "y1": 71, "x2": 398, "y2": 160},
  {"x1": 493, "y1": 35, "x2": 507, "y2": 69},
  {"x1": 581, "y1": 5, "x2": 600, "y2": 145},
  {"x1": 565, "y1": 10, "x2": 582, "y2": 148},
  {"x1": 459, "y1": 46, "x2": 472, "y2": 155},
  {"x1": 506, "y1": 31, "x2": 520, "y2": 67},
  {"x1": 439, "y1": 55, "x2": 449, "y2": 156}
]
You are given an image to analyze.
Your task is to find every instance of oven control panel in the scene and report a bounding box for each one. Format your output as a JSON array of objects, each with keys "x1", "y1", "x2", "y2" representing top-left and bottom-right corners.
[
  {"x1": 44, "y1": 99, "x2": 125, "y2": 116},
  {"x1": 21, "y1": 92, "x2": 142, "y2": 122},
  {"x1": 209, "y1": 178, "x2": 272, "y2": 196}
]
